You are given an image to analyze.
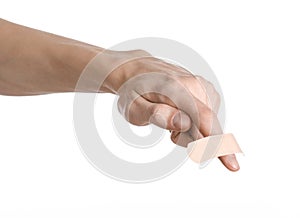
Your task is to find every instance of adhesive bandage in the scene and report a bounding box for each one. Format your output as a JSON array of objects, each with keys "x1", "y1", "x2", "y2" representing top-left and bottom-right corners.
[{"x1": 187, "y1": 133, "x2": 243, "y2": 164}]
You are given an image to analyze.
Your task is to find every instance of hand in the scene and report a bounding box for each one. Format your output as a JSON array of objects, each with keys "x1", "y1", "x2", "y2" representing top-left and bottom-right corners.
[
  {"x1": 0, "y1": 20, "x2": 239, "y2": 171},
  {"x1": 104, "y1": 50, "x2": 240, "y2": 171}
]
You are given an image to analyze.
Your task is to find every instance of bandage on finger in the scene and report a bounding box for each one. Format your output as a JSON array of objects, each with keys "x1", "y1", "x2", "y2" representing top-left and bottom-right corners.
[{"x1": 187, "y1": 133, "x2": 243, "y2": 164}]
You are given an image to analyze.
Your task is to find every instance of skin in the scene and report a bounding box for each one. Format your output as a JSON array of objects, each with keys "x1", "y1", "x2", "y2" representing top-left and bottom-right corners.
[{"x1": 0, "y1": 19, "x2": 240, "y2": 171}]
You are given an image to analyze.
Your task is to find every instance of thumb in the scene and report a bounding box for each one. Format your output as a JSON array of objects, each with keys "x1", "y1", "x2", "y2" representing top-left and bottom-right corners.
[
  {"x1": 119, "y1": 95, "x2": 192, "y2": 132},
  {"x1": 149, "y1": 104, "x2": 192, "y2": 132}
]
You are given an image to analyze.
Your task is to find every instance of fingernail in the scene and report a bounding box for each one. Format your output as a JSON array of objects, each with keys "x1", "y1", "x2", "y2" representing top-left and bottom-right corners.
[
  {"x1": 173, "y1": 111, "x2": 190, "y2": 131},
  {"x1": 231, "y1": 162, "x2": 239, "y2": 170},
  {"x1": 229, "y1": 157, "x2": 240, "y2": 171}
]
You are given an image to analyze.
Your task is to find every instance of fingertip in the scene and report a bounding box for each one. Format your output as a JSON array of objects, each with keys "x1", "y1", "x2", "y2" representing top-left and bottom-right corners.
[{"x1": 219, "y1": 154, "x2": 240, "y2": 172}]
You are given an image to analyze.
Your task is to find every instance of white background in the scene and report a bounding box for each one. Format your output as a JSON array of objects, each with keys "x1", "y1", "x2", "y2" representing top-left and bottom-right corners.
[{"x1": 1, "y1": 0, "x2": 300, "y2": 217}]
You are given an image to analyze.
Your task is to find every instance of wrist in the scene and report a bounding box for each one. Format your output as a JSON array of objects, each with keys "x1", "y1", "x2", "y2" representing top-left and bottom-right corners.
[
  {"x1": 52, "y1": 47, "x2": 151, "y2": 94},
  {"x1": 51, "y1": 40, "x2": 101, "y2": 91},
  {"x1": 100, "y1": 50, "x2": 152, "y2": 94}
]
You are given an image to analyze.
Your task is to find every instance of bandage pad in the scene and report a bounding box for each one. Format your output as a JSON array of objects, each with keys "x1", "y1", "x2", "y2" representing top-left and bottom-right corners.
[{"x1": 187, "y1": 133, "x2": 243, "y2": 164}]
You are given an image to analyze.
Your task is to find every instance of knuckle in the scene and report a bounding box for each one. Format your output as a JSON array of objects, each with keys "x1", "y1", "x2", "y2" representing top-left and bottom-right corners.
[
  {"x1": 207, "y1": 81, "x2": 218, "y2": 95},
  {"x1": 210, "y1": 85, "x2": 221, "y2": 106},
  {"x1": 167, "y1": 74, "x2": 184, "y2": 88},
  {"x1": 150, "y1": 104, "x2": 161, "y2": 116},
  {"x1": 202, "y1": 107, "x2": 215, "y2": 122},
  {"x1": 214, "y1": 91, "x2": 221, "y2": 104},
  {"x1": 131, "y1": 49, "x2": 152, "y2": 57}
]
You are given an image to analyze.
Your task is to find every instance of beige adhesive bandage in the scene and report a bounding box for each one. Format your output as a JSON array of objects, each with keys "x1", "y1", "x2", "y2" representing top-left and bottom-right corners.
[{"x1": 187, "y1": 133, "x2": 243, "y2": 164}]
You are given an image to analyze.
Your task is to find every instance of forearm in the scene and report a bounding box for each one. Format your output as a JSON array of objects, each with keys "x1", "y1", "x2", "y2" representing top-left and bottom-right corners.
[{"x1": 0, "y1": 19, "x2": 103, "y2": 95}]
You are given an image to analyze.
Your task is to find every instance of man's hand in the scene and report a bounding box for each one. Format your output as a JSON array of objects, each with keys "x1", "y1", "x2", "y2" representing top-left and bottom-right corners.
[
  {"x1": 104, "y1": 50, "x2": 240, "y2": 171},
  {"x1": 0, "y1": 19, "x2": 239, "y2": 171}
]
